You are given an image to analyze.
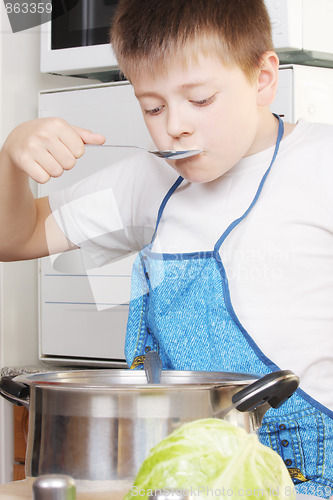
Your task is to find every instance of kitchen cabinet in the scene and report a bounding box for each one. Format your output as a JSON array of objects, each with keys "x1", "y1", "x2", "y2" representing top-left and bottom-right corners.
[
  {"x1": 13, "y1": 406, "x2": 28, "y2": 481},
  {"x1": 38, "y1": 82, "x2": 152, "y2": 367}
]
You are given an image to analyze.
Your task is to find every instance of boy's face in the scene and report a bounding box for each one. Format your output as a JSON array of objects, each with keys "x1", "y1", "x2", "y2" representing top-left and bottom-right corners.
[{"x1": 131, "y1": 52, "x2": 274, "y2": 184}]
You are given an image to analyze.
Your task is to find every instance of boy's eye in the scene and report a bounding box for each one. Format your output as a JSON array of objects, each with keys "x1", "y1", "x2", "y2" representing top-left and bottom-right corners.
[
  {"x1": 191, "y1": 94, "x2": 216, "y2": 106},
  {"x1": 144, "y1": 105, "x2": 164, "y2": 116}
]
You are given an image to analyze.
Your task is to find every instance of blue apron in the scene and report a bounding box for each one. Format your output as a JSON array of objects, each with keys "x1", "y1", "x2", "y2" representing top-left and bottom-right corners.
[{"x1": 125, "y1": 116, "x2": 333, "y2": 498}]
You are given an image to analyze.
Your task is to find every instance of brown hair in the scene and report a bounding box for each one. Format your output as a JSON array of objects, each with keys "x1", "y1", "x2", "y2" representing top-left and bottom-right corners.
[{"x1": 110, "y1": 0, "x2": 274, "y2": 82}]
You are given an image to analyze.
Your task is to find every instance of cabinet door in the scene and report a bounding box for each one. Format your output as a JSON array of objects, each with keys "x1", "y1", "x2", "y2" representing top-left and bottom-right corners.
[
  {"x1": 14, "y1": 405, "x2": 28, "y2": 480},
  {"x1": 38, "y1": 82, "x2": 152, "y2": 365},
  {"x1": 13, "y1": 464, "x2": 26, "y2": 481}
]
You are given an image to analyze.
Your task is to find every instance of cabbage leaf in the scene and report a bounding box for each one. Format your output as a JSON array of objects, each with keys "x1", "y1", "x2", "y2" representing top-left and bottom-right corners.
[{"x1": 125, "y1": 418, "x2": 295, "y2": 499}]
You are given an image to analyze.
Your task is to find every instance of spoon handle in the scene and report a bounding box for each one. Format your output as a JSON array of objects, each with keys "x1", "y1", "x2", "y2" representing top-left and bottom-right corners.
[
  {"x1": 144, "y1": 351, "x2": 163, "y2": 384},
  {"x1": 86, "y1": 144, "x2": 145, "y2": 150},
  {"x1": 86, "y1": 144, "x2": 202, "y2": 159}
]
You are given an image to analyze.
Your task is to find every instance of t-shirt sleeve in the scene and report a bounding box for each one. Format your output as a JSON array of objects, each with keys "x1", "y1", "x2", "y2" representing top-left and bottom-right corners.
[{"x1": 48, "y1": 151, "x2": 178, "y2": 266}]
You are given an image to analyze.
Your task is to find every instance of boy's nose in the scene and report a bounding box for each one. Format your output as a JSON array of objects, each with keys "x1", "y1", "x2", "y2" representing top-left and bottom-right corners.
[{"x1": 166, "y1": 107, "x2": 194, "y2": 138}]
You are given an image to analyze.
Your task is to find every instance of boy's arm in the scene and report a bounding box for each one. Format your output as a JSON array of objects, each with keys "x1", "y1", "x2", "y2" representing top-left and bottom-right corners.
[{"x1": 0, "y1": 118, "x2": 105, "y2": 262}]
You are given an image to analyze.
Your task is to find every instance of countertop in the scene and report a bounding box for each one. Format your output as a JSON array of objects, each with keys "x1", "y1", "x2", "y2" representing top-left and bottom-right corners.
[
  {"x1": 0, "y1": 481, "x2": 325, "y2": 500},
  {"x1": 0, "y1": 364, "x2": 91, "y2": 379},
  {"x1": 0, "y1": 480, "x2": 32, "y2": 499},
  {"x1": 0, "y1": 366, "x2": 49, "y2": 379},
  {"x1": 0, "y1": 479, "x2": 131, "y2": 500}
]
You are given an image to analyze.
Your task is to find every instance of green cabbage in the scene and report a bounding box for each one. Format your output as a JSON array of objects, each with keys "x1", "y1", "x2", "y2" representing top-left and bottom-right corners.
[{"x1": 125, "y1": 418, "x2": 295, "y2": 500}]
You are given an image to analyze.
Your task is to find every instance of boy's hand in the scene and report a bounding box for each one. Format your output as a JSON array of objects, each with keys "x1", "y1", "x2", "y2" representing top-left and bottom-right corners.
[{"x1": 1, "y1": 117, "x2": 105, "y2": 184}]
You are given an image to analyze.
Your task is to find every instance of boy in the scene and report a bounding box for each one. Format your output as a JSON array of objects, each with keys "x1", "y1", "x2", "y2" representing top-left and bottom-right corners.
[{"x1": 0, "y1": 0, "x2": 333, "y2": 496}]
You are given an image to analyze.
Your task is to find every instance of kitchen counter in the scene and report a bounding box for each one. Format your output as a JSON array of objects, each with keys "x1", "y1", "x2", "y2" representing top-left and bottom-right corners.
[
  {"x1": 0, "y1": 364, "x2": 112, "y2": 380},
  {"x1": 0, "y1": 365, "x2": 67, "y2": 379},
  {"x1": 0, "y1": 481, "x2": 326, "y2": 500},
  {"x1": 0, "y1": 480, "x2": 32, "y2": 499},
  {"x1": 0, "y1": 479, "x2": 131, "y2": 500}
]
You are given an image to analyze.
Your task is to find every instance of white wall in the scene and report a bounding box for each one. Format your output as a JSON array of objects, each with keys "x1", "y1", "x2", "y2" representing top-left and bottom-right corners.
[{"x1": 0, "y1": 2, "x2": 97, "y2": 483}]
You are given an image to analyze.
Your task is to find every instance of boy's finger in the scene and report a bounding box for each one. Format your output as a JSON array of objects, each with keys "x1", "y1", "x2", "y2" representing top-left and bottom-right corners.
[
  {"x1": 56, "y1": 125, "x2": 105, "y2": 159},
  {"x1": 25, "y1": 160, "x2": 51, "y2": 184},
  {"x1": 34, "y1": 145, "x2": 70, "y2": 175},
  {"x1": 72, "y1": 125, "x2": 106, "y2": 145}
]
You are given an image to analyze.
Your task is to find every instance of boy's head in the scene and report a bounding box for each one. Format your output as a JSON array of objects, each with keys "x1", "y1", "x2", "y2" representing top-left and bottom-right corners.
[
  {"x1": 110, "y1": 0, "x2": 280, "y2": 185},
  {"x1": 110, "y1": 0, "x2": 274, "y2": 82}
]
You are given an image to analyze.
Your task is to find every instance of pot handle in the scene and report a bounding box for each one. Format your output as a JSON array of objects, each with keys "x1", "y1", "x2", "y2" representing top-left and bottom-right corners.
[
  {"x1": 0, "y1": 376, "x2": 30, "y2": 409},
  {"x1": 232, "y1": 369, "x2": 299, "y2": 412}
]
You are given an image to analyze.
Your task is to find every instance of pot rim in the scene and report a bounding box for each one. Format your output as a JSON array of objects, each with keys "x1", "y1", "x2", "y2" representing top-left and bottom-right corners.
[{"x1": 14, "y1": 369, "x2": 260, "y2": 390}]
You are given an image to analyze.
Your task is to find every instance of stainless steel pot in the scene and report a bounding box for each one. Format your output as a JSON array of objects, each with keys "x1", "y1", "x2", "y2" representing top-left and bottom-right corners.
[{"x1": 0, "y1": 369, "x2": 299, "y2": 483}]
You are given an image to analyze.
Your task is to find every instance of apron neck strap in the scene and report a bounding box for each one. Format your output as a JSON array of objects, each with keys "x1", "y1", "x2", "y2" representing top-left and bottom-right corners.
[
  {"x1": 151, "y1": 175, "x2": 184, "y2": 244},
  {"x1": 214, "y1": 114, "x2": 285, "y2": 253}
]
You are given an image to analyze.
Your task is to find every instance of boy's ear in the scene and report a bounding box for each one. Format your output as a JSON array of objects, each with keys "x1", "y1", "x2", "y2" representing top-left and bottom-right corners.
[{"x1": 257, "y1": 51, "x2": 279, "y2": 107}]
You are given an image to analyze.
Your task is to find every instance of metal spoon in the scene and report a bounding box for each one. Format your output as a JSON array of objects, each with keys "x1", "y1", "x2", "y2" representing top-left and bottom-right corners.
[{"x1": 87, "y1": 144, "x2": 202, "y2": 160}]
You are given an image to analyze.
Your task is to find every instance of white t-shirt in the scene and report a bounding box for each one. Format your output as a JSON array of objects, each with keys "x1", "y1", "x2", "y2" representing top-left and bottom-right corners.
[{"x1": 50, "y1": 119, "x2": 333, "y2": 410}]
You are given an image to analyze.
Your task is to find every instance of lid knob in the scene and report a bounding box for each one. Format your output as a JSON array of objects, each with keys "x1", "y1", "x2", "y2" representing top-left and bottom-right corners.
[{"x1": 32, "y1": 475, "x2": 76, "y2": 500}]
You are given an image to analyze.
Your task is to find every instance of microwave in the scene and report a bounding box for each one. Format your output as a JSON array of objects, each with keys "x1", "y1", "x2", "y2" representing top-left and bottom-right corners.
[
  {"x1": 40, "y1": 0, "x2": 333, "y2": 80},
  {"x1": 40, "y1": 0, "x2": 119, "y2": 81}
]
